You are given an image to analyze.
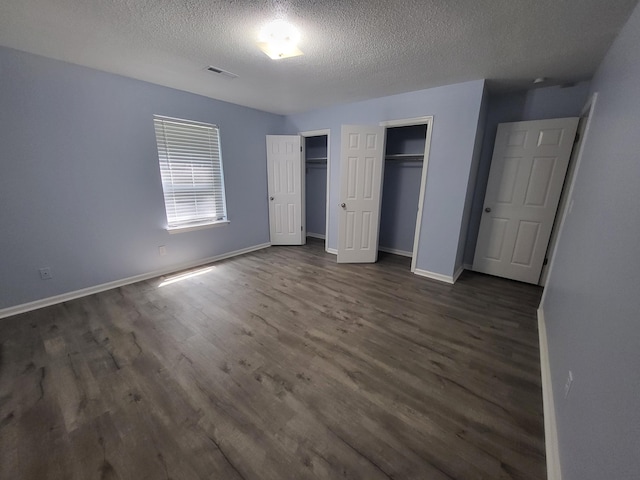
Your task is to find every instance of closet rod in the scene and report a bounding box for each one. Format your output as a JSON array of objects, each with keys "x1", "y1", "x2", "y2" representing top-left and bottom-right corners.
[{"x1": 385, "y1": 154, "x2": 424, "y2": 161}]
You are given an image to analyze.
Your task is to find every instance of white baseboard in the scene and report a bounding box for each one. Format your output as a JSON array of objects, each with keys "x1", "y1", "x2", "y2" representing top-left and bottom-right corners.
[
  {"x1": 326, "y1": 247, "x2": 413, "y2": 258},
  {"x1": 414, "y1": 268, "x2": 457, "y2": 284},
  {"x1": 378, "y1": 246, "x2": 413, "y2": 258},
  {"x1": 306, "y1": 232, "x2": 326, "y2": 240},
  {"x1": 452, "y1": 265, "x2": 465, "y2": 283},
  {"x1": 0, "y1": 243, "x2": 271, "y2": 320},
  {"x1": 538, "y1": 308, "x2": 562, "y2": 480}
]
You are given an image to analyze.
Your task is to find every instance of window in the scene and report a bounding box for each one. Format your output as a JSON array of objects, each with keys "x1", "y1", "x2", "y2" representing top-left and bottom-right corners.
[{"x1": 153, "y1": 115, "x2": 228, "y2": 231}]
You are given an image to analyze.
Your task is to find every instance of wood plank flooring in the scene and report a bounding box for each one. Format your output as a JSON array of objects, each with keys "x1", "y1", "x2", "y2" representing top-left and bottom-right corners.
[{"x1": 0, "y1": 239, "x2": 545, "y2": 479}]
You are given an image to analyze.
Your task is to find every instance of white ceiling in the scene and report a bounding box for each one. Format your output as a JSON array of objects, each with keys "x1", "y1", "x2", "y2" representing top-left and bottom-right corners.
[{"x1": 0, "y1": 0, "x2": 637, "y2": 115}]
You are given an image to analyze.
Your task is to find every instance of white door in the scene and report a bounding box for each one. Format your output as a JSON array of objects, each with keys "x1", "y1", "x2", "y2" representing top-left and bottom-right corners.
[
  {"x1": 266, "y1": 135, "x2": 304, "y2": 245},
  {"x1": 337, "y1": 125, "x2": 386, "y2": 263},
  {"x1": 473, "y1": 117, "x2": 579, "y2": 284}
]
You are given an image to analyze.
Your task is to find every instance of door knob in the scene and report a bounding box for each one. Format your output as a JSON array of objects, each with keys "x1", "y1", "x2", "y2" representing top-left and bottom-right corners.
[
  {"x1": 270, "y1": 196, "x2": 274, "y2": 201},
  {"x1": 485, "y1": 207, "x2": 491, "y2": 213},
  {"x1": 340, "y1": 203, "x2": 346, "y2": 208}
]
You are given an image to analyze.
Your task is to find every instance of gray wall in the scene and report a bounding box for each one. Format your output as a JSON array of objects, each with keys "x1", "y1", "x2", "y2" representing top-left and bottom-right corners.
[
  {"x1": 285, "y1": 80, "x2": 486, "y2": 277},
  {"x1": 0, "y1": 47, "x2": 284, "y2": 310},
  {"x1": 542, "y1": 3, "x2": 640, "y2": 479},
  {"x1": 304, "y1": 135, "x2": 327, "y2": 236},
  {"x1": 379, "y1": 162, "x2": 422, "y2": 253},
  {"x1": 305, "y1": 169, "x2": 327, "y2": 235},
  {"x1": 305, "y1": 164, "x2": 327, "y2": 236},
  {"x1": 464, "y1": 81, "x2": 591, "y2": 264},
  {"x1": 455, "y1": 85, "x2": 488, "y2": 270},
  {"x1": 305, "y1": 135, "x2": 327, "y2": 160}
]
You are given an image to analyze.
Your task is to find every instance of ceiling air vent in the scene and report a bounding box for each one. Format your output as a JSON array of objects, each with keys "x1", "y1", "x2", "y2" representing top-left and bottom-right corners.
[{"x1": 206, "y1": 66, "x2": 238, "y2": 79}]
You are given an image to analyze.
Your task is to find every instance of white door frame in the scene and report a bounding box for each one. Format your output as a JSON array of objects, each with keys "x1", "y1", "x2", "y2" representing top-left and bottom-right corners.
[
  {"x1": 300, "y1": 129, "x2": 331, "y2": 253},
  {"x1": 379, "y1": 116, "x2": 434, "y2": 272},
  {"x1": 540, "y1": 93, "x2": 598, "y2": 306}
]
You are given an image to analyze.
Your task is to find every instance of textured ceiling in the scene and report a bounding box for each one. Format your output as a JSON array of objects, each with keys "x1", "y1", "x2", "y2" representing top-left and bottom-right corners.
[{"x1": 0, "y1": 0, "x2": 637, "y2": 114}]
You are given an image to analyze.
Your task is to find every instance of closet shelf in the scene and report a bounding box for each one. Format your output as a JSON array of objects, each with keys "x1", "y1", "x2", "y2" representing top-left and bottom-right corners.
[
  {"x1": 306, "y1": 157, "x2": 327, "y2": 164},
  {"x1": 385, "y1": 153, "x2": 424, "y2": 160}
]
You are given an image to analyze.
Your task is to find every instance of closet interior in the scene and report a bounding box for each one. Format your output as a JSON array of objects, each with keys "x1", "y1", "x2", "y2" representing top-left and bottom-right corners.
[
  {"x1": 379, "y1": 124, "x2": 427, "y2": 259},
  {"x1": 304, "y1": 134, "x2": 328, "y2": 241}
]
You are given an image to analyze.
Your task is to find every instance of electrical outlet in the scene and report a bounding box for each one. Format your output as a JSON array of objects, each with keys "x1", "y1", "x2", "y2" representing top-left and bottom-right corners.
[
  {"x1": 158, "y1": 245, "x2": 167, "y2": 256},
  {"x1": 564, "y1": 370, "x2": 573, "y2": 398},
  {"x1": 39, "y1": 267, "x2": 53, "y2": 280}
]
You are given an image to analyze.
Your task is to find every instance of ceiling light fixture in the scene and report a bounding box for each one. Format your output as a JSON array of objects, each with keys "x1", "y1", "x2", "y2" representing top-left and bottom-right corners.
[
  {"x1": 257, "y1": 20, "x2": 304, "y2": 60},
  {"x1": 533, "y1": 77, "x2": 547, "y2": 84}
]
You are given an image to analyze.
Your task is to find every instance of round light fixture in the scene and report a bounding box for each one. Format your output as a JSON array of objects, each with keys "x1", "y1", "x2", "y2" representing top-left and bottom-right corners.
[
  {"x1": 259, "y1": 20, "x2": 301, "y2": 45},
  {"x1": 257, "y1": 20, "x2": 304, "y2": 60}
]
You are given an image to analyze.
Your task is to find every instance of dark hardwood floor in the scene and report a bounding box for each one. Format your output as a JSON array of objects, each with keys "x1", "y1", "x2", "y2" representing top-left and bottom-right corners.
[{"x1": 0, "y1": 239, "x2": 545, "y2": 479}]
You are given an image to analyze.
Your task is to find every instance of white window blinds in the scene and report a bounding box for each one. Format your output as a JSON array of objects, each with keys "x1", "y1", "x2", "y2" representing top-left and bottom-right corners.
[{"x1": 153, "y1": 115, "x2": 228, "y2": 230}]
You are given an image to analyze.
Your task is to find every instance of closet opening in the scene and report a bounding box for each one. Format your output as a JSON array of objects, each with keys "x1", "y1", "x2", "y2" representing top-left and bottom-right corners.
[
  {"x1": 379, "y1": 117, "x2": 433, "y2": 272},
  {"x1": 302, "y1": 130, "x2": 330, "y2": 252}
]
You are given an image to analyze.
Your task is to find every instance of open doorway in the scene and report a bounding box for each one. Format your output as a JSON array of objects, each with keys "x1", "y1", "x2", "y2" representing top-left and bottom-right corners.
[
  {"x1": 301, "y1": 129, "x2": 330, "y2": 253},
  {"x1": 379, "y1": 117, "x2": 433, "y2": 272}
]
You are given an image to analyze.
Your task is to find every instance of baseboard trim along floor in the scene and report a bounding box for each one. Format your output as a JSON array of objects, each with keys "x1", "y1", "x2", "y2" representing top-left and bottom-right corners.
[
  {"x1": 378, "y1": 246, "x2": 413, "y2": 258},
  {"x1": 0, "y1": 242, "x2": 271, "y2": 320},
  {"x1": 538, "y1": 307, "x2": 563, "y2": 480},
  {"x1": 306, "y1": 232, "x2": 326, "y2": 240},
  {"x1": 414, "y1": 267, "x2": 464, "y2": 284}
]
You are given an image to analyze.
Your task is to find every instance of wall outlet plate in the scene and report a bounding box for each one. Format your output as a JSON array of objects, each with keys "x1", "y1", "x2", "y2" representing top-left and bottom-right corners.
[{"x1": 158, "y1": 245, "x2": 167, "y2": 256}]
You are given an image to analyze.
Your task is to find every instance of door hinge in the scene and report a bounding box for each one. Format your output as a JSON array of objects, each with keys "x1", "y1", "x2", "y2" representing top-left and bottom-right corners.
[
  {"x1": 300, "y1": 146, "x2": 303, "y2": 152},
  {"x1": 543, "y1": 257, "x2": 548, "y2": 266},
  {"x1": 301, "y1": 226, "x2": 303, "y2": 231}
]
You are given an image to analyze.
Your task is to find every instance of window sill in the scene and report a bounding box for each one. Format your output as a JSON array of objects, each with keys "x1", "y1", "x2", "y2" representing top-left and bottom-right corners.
[{"x1": 166, "y1": 220, "x2": 230, "y2": 234}]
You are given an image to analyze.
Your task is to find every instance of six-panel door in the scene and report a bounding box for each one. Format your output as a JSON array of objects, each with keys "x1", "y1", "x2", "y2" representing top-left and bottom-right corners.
[
  {"x1": 337, "y1": 125, "x2": 385, "y2": 263},
  {"x1": 266, "y1": 135, "x2": 303, "y2": 245},
  {"x1": 473, "y1": 117, "x2": 579, "y2": 284}
]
